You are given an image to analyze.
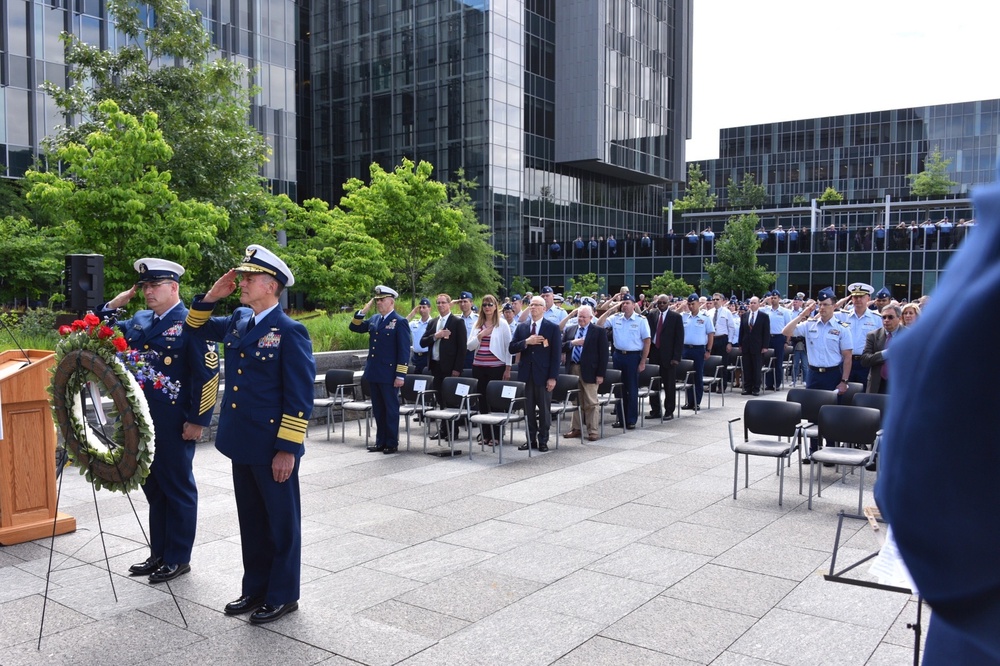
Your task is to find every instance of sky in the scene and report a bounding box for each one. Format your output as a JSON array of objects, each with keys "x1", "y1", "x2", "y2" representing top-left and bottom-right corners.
[{"x1": 686, "y1": 0, "x2": 1000, "y2": 161}]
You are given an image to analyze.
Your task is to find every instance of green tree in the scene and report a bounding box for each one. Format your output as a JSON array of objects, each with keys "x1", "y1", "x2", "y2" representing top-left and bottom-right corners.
[
  {"x1": 339, "y1": 159, "x2": 463, "y2": 303},
  {"x1": 817, "y1": 186, "x2": 843, "y2": 203},
  {"x1": 422, "y1": 170, "x2": 503, "y2": 303},
  {"x1": 567, "y1": 273, "x2": 606, "y2": 296},
  {"x1": 0, "y1": 216, "x2": 65, "y2": 305},
  {"x1": 648, "y1": 270, "x2": 694, "y2": 299},
  {"x1": 908, "y1": 147, "x2": 957, "y2": 196},
  {"x1": 703, "y1": 212, "x2": 776, "y2": 298},
  {"x1": 42, "y1": 0, "x2": 271, "y2": 286},
  {"x1": 269, "y1": 196, "x2": 389, "y2": 309},
  {"x1": 727, "y1": 172, "x2": 767, "y2": 208},
  {"x1": 671, "y1": 163, "x2": 717, "y2": 212},
  {"x1": 509, "y1": 275, "x2": 535, "y2": 297},
  {"x1": 25, "y1": 101, "x2": 229, "y2": 295}
]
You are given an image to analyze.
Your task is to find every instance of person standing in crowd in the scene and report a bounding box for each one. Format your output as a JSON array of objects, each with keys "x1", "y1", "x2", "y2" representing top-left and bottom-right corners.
[
  {"x1": 509, "y1": 296, "x2": 561, "y2": 451},
  {"x1": 184, "y1": 245, "x2": 314, "y2": 624},
  {"x1": 788, "y1": 292, "x2": 808, "y2": 385},
  {"x1": 763, "y1": 290, "x2": 791, "y2": 390},
  {"x1": 420, "y1": 293, "x2": 467, "y2": 441},
  {"x1": 900, "y1": 302, "x2": 921, "y2": 326},
  {"x1": 680, "y1": 294, "x2": 715, "y2": 410},
  {"x1": 835, "y1": 282, "x2": 883, "y2": 387},
  {"x1": 598, "y1": 293, "x2": 651, "y2": 429},
  {"x1": 502, "y1": 302, "x2": 518, "y2": 335},
  {"x1": 407, "y1": 297, "x2": 432, "y2": 374},
  {"x1": 455, "y1": 291, "x2": 477, "y2": 369},
  {"x1": 561, "y1": 304, "x2": 609, "y2": 441},
  {"x1": 644, "y1": 294, "x2": 683, "y2": 420},
  {"x1": 538, "y1": 286, "x2": 568, "y2": 326},
  {"x1": 709, "y1": 292, "x2": 737, "y2": 392},
  {"x1": 872, "y1": 286, "x2": 892, "y2": 313},
  {"x1": 739, "y1": 296, "x2": 770, "y2": 396},
  {"x1": 467, "y1": 294, "x2": 512, "y2": 448},
  {"x1": 99, "y1": 259, "x2": 219, "y2": 584},
  {"x1": 861, "y1": 303, "x2": 901, "y2": 394},
  {"x1": 510, "y1": 294, "x2": 524, "y2": 323},
  {"x1": 350, "y1": 285, "x2": 410, "y2": 454}
]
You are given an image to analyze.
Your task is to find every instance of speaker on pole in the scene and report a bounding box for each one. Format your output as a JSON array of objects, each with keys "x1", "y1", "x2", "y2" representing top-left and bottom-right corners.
[{"x1": 65, "y1": 254, "x2": 105, "y2": 312}]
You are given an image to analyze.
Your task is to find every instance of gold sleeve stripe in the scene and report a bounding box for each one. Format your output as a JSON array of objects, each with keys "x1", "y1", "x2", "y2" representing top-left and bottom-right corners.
[
  {"x1": 278, "y1": 414, "x2": 309, "y2": 443},
  {"x1": 186, "y1": 309, "x2": 211, "y2": 328},
  {"x1": 352, "y1": 317, "x2": 363, "y2": 325},
  {"x1": 198, "y1": 375, "x2": 219, "y2": 415},
  {"x1": 395, "y1": 364, "x2": 409, "y2": 374}
]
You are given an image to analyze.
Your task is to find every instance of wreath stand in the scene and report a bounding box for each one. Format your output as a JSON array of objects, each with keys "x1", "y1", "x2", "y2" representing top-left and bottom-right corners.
[{"x1": 39, "y1": 354, "x2": 188, "y2": 649}]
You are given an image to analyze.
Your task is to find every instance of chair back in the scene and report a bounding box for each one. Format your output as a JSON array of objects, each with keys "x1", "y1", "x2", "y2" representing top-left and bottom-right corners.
[
  {"x1": 744, "y1": 400, "x2": 801, "y2": 439},
  {"x1": 552, "y1": 374, "x2": 580, "y2": 402},
  {"x1": 676, "y1": 358, "x2": 694, "y2": 375},
  {"x1": 400, "y1": 374, "x2": 434, "y2": 403},
  {"x1": 599, "y1": 368, "x2": 622, "y2": 395},
  {"x1": 817, "y1": 405, "x2": 880, "y2": 447},
  {"x1": 508, "y1": 368, "x2": 518, "y2": 382},
  {"x1": 761, "y1": 348, "x2": 774, "y2": 363},
  {"x1": 728, "y1": 348, "x2": 741, "y2": 366},
  {"x1": 325, "y1": 369, "x2": 357, "y2": 398},
  {"x1": 703, "y1": 355, "x2": 723, "y2": 374},
  {"x1": 440, "y1": 376, "x2": 479, "y2": 408},
  {"x1": 358, "y1": 377, "x2": 372, "y2": 399},
  {"x1": 486, "y1": 380, "x2": 525, "y2": 412},
  {"x1": 638, "y1": 363, "x2": 659, "y2": 388},
  {"x1": 852, "y1": 392, "x2": 888, "y2": 424},
  {"x1": 841, "y1": 381, "x2": 864, "y2": 405},
  {"x1": 786, "y1": 387, "x2": 838, "y2": 423},
  {"x1": 461, "y1": 367, "x2": 475, "y2": 378}
]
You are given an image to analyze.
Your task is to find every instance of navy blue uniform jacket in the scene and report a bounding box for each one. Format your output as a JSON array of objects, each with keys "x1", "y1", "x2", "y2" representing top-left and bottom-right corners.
[
  {"x1": 509, "y1": 318, "x2": 562, "y2": 384},
  {"x1": 349, "y1": 309, "x2": 411, "y2": 383},
  {"x1": 184, "y1": 299, "x2": 315, "y2": 465}
]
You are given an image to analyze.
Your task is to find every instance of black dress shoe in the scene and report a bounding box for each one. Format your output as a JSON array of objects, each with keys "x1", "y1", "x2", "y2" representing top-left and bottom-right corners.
[
  {"x1": 517, "y1": 442, "x2": 537, "y2": 451},
  {"x1": 646, "y1": 412, "x2": 662, "y2": 419},
  {"x1": 752, "y1": 390, "x2": 761, "y2": 396},
  {"x1": 537, "y1": 443, "x2": 549, "y2": 452},
  {"x1": 148, "y1": 563, "x2": 191, "y2": 583},
  {"x1": 625, "y1": 424, "x2": 636, "y2": 430},
  {"x1": 367, "y1": 446, "x2": 385, "y2": 452},
  {"x1": 249, "y1": 601, "x2": 299, "y2": 624},
  {"x1": 128, "y1": 556, "x2": 162, "y2": 576},
  {"x1": 681, "y1": 405, "x2": 695, "y2": 411},
  {"x1": 611, "y1": 421, "x2": 625, "y2": 429},
  {"x1": 865, "y1": 461, "x2": 877, "y2": 472},
  {"x1": 382, "y1": 447, "x2": 398, "y2": 454},
  {"x1": 661, "y1": 414, "x2": 674, "y2": 421},
  {"x1": 741, "y1": 390, "x2": 751, "y2": 395},
  {"x1": 224, "y1": 594, "x2": 266, "y2": 615}
]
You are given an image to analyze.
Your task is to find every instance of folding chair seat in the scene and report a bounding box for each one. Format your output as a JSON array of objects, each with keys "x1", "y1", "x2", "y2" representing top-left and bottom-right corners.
[
  {"x1": 398, "y1": 374, "x2": 435, "y2": 451},
  {"x1": 312, "y1": 369, "x2": 357, "y2": 440},
  {"x1": 808, "y1": 405, "x2": 882, "y2": 513},
  {"x1": 469, "y1": 380, "x2": 525, "y2": 463},
  {"x1": 636, "y1": 364, "x2": 660, "y2": 427},
  {"x1": 596, "y1": 368, "x2": 622, "y2": 438},
  {"x1": 701, "y1": 355, "x2": 724, "y2": 408},
  {"x1": 727, "y1": 400, "x2": 803, "y2": 506},
  {"x1": 548, "y1": 374, "x2": 580, "y2": 450},
  {"x1": 424, "y1": 376, "x2": 479, "y2": 457},
  {"x1": 342, "y1": 377, "x2": 374, "y2": 447}
]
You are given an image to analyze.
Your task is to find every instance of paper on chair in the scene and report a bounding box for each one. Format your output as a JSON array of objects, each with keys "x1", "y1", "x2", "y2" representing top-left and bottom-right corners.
[
  {"x1": 413, "y1": 379, "x2": 426, "y2": 392},
  {"x1": 501, "y1": 385, "x2": 517, "y2": 399},
  {"x1": 455, "y1": 383, "x2": 469, "y2": 396}
]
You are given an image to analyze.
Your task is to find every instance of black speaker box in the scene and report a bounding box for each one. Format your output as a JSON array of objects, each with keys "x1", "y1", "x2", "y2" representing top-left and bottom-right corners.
[{"x1": 65, "y1": 254, "x2": 105, "y2": 312}]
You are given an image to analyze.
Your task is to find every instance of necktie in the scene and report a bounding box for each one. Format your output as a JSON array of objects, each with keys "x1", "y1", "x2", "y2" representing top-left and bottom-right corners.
[
  {"x1": 433, "y1": 316, "x2": 444, "y2": 360},
  {"x1": 151, "y1": 316, "x2": 160, "y2": 327},
  {"x1": 572, "y1": 327, "x2": 585, "y2": 363},
  {"x1": 655, "y1": 313, "x2": 664, "y2": 347},
  {"x1": 713, "y1": 308, "x2": 719, "y2": 326},
  {"x1": 880, "y1": 332, "x2": 891, "y2": 380},
  {"x1": 531, "y1": 322, "x2": 537, "y2": 336},
  {"x1": 750, "y1": 313, "x2": 756, "y2": 328},
  {"x1": 246, "y1": 315, "x2": 256, "y2": 333}
]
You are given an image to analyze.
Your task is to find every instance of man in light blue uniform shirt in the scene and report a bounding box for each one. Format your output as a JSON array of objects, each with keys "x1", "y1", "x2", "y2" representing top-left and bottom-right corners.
[
  {"x1": 763, "y1": 290, "x2": 792, "y2": 390},
  {"x1": 456, "y1": 290, "x2": 477, "y2": 369},
  {"x1": 408, "y1": 297, "x2": 432, "y2": 374},
  {"x1": 835, "y1": 282, "x2": 882, "y2": 387},
  {"x1": 598, "y1": 293, "x2": 650, "y2": 430},
  {"x1": 681, "y1": 294, "x2": 715, "y2": 409},
  {"x1": 539, "y1": 286, "x2": 568, "y2": 326}
]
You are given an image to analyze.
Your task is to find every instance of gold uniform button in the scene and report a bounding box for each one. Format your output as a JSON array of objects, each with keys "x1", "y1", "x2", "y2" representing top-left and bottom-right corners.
[
  {"x1": 238, "y1": 369, "x2": 243, "y2": 375},
  {"x1": 269, "y1": 419, "x2": 275, "y2": 424},
  {"x1": 164, "y1": 356, "x2": 172, "y2": 366},
  {"x1": 241, "y1": 353, "x2": 245, "y2": 358},
  {"x1": 233, "y1": 386, "x2": 239, "y2": 391},
  {"x1": 143, "y1": 344, "x2": 149, "y2": 350},
  {"x1": 231, "y1": 403, "x2": 237, "y2": 409}
]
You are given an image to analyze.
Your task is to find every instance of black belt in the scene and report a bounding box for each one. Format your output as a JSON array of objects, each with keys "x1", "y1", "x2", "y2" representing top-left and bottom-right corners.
[
  {"x1": 684, "y1": 344, "x2": 705, "y2": 349},
  {"x1": 413, "y1": 351, "x2": 428, "y2": 356},
  {"x1": 615, "y1": 349, "x2": 642, "y2": 355},
  {"x1": 852, "y1": 354, "x2": 862, "y2": 360},
  {"x1": 809, "y1": 365, "x2": 840, "y2": 373}
]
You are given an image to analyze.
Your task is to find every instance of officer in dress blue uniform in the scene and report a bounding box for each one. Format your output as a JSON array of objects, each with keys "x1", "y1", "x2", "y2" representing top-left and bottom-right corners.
[
  {"x1": 99, "y1": 259, "x2": 219, "y2": 583},
  {"x1": 408, "y1": 297, "x2": 432, "y2": 374},
  {"x1": 681, "y1": 294, "x2": 715, "y2": 409},
  {"x1": 835, "y1": 282, "x2": 883, "y2": 387},
  {"x1": 184, "y1": 245, "x2": 314, "y2": 625},
  {"x1": 350, "y1": 285, "x2": 411, "y2": 454}
]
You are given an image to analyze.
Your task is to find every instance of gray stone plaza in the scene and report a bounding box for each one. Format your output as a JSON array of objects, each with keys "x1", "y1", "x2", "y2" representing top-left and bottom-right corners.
[{"x1": 0, "y1": 392, "x2": 924, "y2": 665}]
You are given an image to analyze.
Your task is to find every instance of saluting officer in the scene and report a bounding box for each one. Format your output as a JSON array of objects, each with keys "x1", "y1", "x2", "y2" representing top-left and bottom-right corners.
[
  {"x1": 350, "y1": 285, "x2": 411, "y2": 454},
  {"x1": 598, "y1": 292, "x2": 651, "y2": 430},
  {"x1": 408, "y1": 297, "x2": 433, "y2": 374},
  {"x1": 835, "y1": 282, "x2": 883, "y2": 387},
  {"x1": 100, "y1": 259, "x2": 219, "y2": 584},
  {"x1": 185, "y1": 245, "x2": 315, "y2": 625},
  {"x1": 681, "y1": 294, "x2": 715, "y2": 410}
]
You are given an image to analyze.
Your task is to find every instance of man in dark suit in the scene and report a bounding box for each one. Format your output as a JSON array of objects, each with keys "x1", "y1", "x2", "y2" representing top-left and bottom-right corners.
[
  {"x1": 99, "y1": 258, "x2": 219, "y2": 584},
  {"x1": 739, "y1": 296, "x2": 770, "y2": 396},
  {"x1": 645, "y1": 294, "x2": 684, "y2": 420},
  {"x1": 185, "y1": 245, "x2": 315, "y2": 625},
  {"x1": 350, "y1": 285, "x2": 411, "y2": 453},
  {"x1": 561, "y1": 304, "x2": 609, "y2": 441},
  {"x1": 420, "y1": 293, "x2": 467, "y2": 440},
  {"x1": 860, "y1": 304, "x2": 901, "y2": 394},
  {"x1": 509, "y1": 296, "x2": 562, "y2": 451}
]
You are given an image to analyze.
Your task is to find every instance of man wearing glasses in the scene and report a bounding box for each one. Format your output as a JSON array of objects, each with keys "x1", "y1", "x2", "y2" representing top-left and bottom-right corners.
[
  {"x1": 860, "y1": 304, "x2": 902, "y2": 394},
  {"x1": 420, "y1": 293, "x2": 467, "y2": 441},
  {"x1": 98, "y1": 258, "x2": 219, "y2": 584},
  {"x1": 509, "y1": 296, "x2": 562, "y2": 451}
]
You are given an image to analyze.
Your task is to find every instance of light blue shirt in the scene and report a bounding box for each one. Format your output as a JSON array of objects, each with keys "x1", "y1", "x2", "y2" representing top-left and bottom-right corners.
[
  {"x1": 836, "y1": 308, "x2": 883, "y2": 354},
  {"x1": 410, "y1": 317, "x2": 431, "y2": 353},
  {"x1": 544, "y1": 305, "x2": 567, "y2": 326},
  {"x1": 793, "y1": 317, "x2": 854, "y2": 368},
  {"x1": 682, "y1": 310, "x2": 715, "y2": 345},
  {"x1": 605, "y1": 312, "x2": 650, "y2": 351},
  {"x1": 764, "y1": 305, "x2": 792, "y2": 334},
  {"x1": 460, "y1": 313, "x2": 476, "y2": 340}
]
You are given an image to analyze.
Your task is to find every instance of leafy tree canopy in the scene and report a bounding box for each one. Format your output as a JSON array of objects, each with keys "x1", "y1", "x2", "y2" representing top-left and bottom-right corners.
[
  {"x1": 671, "y1": 163, "x2": 717, "y2": 212},
  {"x1": 727, "y1": 172, "x2": 767, "y2": 209},
  {"x1": 648, "y1": 270, "x2": 695, "y2": 299},
  {"x1": 509, "y1": 275, "x2": 535, "y2": 297},
  {"x1": 703, "y1": 212, "x2": 776, "y2": 298},
  {"x1": 908, "y1": 147, "x2": 957, "y2": 197},
  {"x1": 817, "y1": 186, "x2": 843, "y2": 203},
  {"x1": 0, "y1": 216, "x2": 66, "y2": 305},
  {"x1": 567, "y1": 273, "x2": 606, "y2": 297}
]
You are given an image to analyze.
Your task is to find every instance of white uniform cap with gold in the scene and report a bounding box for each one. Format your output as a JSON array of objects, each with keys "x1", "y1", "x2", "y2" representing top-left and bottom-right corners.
[
  {"x1": 134, "y1": 258, "x2": 185, "y2": 283},
  {"x1": 847, "y1": 282, "x2": 874, "y2": 296},
  {"x1": 236, "y1": 244, "x2": 295, "y2": 287},
  {"x1": 373, "y1": 285, "x2": 398, "y2": 299}
]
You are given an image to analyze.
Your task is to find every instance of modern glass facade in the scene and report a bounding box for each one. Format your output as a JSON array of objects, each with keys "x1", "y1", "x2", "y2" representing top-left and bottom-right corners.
[
  {"x1": 691, "y1": 99, "x2": 1000, "y2": 206},
  {"x1": 0, "y1": 0, "x2": 298, "y2": 196},
  {"x1": 303, "y1": 0, "x2": 693, "y2": 286}
]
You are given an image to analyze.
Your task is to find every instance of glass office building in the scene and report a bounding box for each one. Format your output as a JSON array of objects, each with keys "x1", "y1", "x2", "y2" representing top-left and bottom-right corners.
[
  {"x1": 303, "y1": 0, "x2": 693, "y2": 286},
  {"x1": 0, "y1": 0, "x2": 298, "y2": 196}
]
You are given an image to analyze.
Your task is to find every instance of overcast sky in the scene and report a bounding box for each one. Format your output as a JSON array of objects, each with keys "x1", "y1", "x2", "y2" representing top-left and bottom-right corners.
[{"x1": 686, "y1": 0, "x2": 1000, "y2": 161}]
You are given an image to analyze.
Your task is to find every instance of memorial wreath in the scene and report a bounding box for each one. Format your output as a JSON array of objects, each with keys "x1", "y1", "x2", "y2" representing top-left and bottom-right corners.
[{"x1": 49, "y1": 313, "x2": 180, "y2": 493}]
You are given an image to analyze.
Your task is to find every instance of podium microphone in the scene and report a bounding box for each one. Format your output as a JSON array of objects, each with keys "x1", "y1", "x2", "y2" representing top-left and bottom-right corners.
[{"x1": 0, "y1": 316, "x2": 32, "y2": 368}]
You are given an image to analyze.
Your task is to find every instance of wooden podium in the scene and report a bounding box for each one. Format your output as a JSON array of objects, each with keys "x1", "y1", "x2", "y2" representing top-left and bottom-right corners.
[{"x1": 0, "y1": 349, "x2": 76, "y2": 544}]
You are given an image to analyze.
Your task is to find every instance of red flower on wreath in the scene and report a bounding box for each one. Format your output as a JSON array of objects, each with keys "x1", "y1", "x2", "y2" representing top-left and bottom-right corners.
[
  {"x1": 59, "y1": 325, "x2": 73, "y2": 335},
  {"x1": 98, "y1": 325, "x2": 114, "y2": 339},
  {"x1": 112, "y1": 336, "x2": 129, "y2": 352},
  {"x1": 71, "y1": 319, "x2": 86, "y2": 331},
  {"x1": 84, "y1": 313, "x2": 101, "y2": 328}
]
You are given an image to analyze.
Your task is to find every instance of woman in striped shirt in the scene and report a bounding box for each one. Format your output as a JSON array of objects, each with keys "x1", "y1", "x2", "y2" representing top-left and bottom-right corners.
[{"x1": 467, "y1": 294, "x2": 513, "y2": 447}]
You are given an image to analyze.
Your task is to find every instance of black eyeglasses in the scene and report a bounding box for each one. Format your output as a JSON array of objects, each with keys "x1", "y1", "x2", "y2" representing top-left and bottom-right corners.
[
  {"x1": 482, "y1": 302, "x2": 496, "y2": 307},
  {"x1": 882, "y1": 315, "x2": 896, "y2": 320}
]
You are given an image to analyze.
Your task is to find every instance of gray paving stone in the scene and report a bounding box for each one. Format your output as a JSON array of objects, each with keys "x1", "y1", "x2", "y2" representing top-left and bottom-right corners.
[
  {"x1": 144, "y1": 623, "x2": 333, "y2": 666},
  {"x1": 882, "y1": 599, "x2": 927, "y2": 651},
  {"x1": 357, "y1": 598, "x2": 469, "y2": 640},
  {"x1": 553, "y1": 636, "x2": 698, "y2": 665},
  {"x1": 300, "y1": 565, "x2": 423, "y2": 613},
  {"x1": 498, "y1": 500, "x2": 602, "y2": 530},
  {"x1": 603, "y1": 595, "x2": 756, "y2": 663},
  {"x1": 474, "y1": 541, "x2": 602, "y2": 584},
  {"x1": 865, "y1": 641, "x2": 920, "y2": 665},
  {"x1": 711, "y1": 533, "x2": 830, "y2": 582},
  {"x1": 354, "y1": 511, "x2": 467, "y2": 545},
  {"x1": 662, "y1": 563, "x2": 797, "y2": 618},
  {"x1": 728, "y1": 607, "x2": 882, "y2": 665},
  {"x1": 284, "y1": 612, "x2": 435, "y2": 666},
  {"x1": 301, "y1": 531, "x2": 407, "y2": 573},
  {"x1": 592, "y1": 501, "x2": 685, "y2": 530},
  {"x1": 437, "y1": 519, "x2": 549, "y2": 553},
  {"x1": 686, "y1": 503, "x2": 783, "y2": 534},
  {"x1": 548, "y1": 472, "x2": 670, "y2": 510},
  {"x1": 521, "y1": 569, "x2": 662, "y2": 625},
  {"x1": 0, "y1": 595, "x2": 93, "y2": 649},
  {"x1": 588, "y1": 543, "x2": 711, "y2": 587},
  {"x1": 364, "y1": 540, "x2": 494, "y2": 582},
  {"x1": 397, "y1": 568, "x2": 543, "y2": 622},
  {"x1": 541, "y1": 519, "x2": 651, "y2": 555},
  {"x1": 777, "y1": 570, "x2": 908, "y2": 628},
  {"x1": 641, "y1": 520, "x2": 747, "y2": 556}
]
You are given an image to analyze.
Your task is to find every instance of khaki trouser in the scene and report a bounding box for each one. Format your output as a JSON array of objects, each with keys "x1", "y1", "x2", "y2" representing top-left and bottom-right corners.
[{"x1": 568, "y1": 362, "x2": 600, "y2": 437}]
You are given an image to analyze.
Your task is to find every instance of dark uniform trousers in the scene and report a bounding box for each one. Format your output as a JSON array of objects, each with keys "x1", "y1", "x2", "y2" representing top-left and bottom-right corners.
[
  {"x1": 683, "y1": 345, "x2": 706, "y2": 406},
  {"x1": 350, "y1": 310, "x2": 410, "y2": 450},
  {"x1": 806, "y1": 364, "x2": 843, "y2": 452},
  {"x1": 767, "y1": 334, "x2": 786, "y2": 390},
  {"x1": 613, "y1": 350, "x2": 641, "y2": 425},
  {"x1": 848, "y1": 355, "x2": 870, "y2": 387},
  {"x1": 411, "y1": 351, "x2": 428, "y2": 374}
]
